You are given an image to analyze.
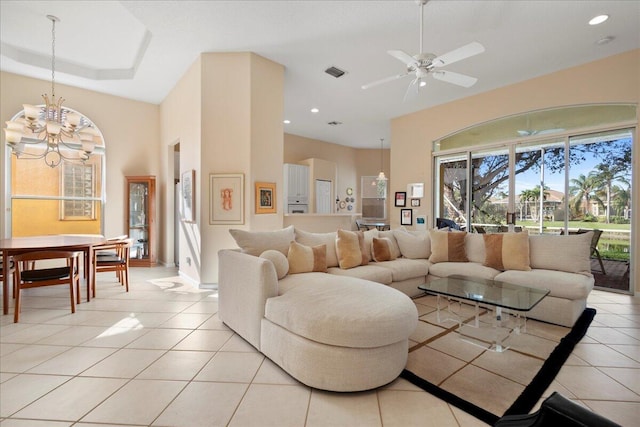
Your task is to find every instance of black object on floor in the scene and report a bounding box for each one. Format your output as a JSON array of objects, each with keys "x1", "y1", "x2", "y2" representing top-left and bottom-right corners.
[{"x1": 400, "y1": 308, "x2": 596, "y2": 425}]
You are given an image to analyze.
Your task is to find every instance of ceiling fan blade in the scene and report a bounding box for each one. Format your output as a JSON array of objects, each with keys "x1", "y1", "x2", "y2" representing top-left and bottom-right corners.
[
  {"x1": 387, "y1": 50, "x2": 419, "y2": 67},
  {"x1": 402, "y1": 76, "x2": 421, "y2": 103},
  {"x1": 361, "y1": 72, "x2": 410, "y2": 90},
  {"x1": 432, "y1": 42, "x2": 485, "y2": 67},
  {"x1": 432, "y1": 70, "x2": 478, "y2": 88}
]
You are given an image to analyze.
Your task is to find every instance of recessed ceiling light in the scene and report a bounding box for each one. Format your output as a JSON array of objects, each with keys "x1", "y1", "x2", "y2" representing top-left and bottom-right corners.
[
  {"x1": 419, "y1": 81, "x2": 427, "y2": 87},
  {"x1": 283, "y1": 120, "x2": 291, "y2": 124},
  {"x1": 310, "y1": 108, "x2": 319, "y2": 113},
  {"x1": 589, "y1": 15, "x2": 609, "y2": 25}
]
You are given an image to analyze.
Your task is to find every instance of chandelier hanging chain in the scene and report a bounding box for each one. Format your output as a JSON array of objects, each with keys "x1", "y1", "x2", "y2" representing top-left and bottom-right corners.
[
  {"x1": 50, "y1": 15, "x2": 56, "y2": 101},
  {"x1": 3, "y1": 14, "x2": 99, "y2": 168}
]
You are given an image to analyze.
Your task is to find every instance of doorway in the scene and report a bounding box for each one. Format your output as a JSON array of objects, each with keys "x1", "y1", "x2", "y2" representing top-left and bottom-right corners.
[{"x1": 315, "y1": 179, "x2": 332, "y2": 214}]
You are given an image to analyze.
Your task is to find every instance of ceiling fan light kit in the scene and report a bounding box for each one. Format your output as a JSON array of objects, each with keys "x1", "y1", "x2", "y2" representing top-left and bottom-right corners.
[{"x1": 362, "y1": 0, "x2": 484, "y2": 99}]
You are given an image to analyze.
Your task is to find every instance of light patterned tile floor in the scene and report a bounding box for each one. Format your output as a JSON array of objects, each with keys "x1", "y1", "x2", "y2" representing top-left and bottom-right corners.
[{"x1": 0, "y1": 266, "x2": 638, "y2": 426}]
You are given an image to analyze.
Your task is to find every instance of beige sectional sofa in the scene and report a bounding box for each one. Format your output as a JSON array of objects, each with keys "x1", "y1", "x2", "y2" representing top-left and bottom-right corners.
[{"x1": 218, "y1": 225, "x2": 594, "y2": 391}]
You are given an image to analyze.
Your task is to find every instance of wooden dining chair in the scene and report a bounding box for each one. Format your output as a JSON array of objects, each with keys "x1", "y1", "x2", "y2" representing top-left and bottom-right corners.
[
  {"x1": 0, "y1": 252, "x2": 18, "y2": 298},
  {"x1": 13, "y1": 250, "x2": 81, "y2": 323},
  {"x1": 92, "y1": 238, "x2": 132, "y2": 297}
]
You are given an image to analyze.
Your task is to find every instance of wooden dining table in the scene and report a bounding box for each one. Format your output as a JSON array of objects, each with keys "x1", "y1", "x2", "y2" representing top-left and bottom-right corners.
[{"x1": 0, "y1": 234, "x2": 107, "y2": 315}]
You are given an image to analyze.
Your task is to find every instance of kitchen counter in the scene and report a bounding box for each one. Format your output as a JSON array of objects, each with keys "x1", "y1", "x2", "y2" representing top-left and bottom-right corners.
[{"x1": 283, "y1": 213, "x2": 362, "y2": 232}]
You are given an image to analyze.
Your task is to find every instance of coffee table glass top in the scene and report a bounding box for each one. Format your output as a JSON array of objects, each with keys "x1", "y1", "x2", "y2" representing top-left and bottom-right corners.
[{"x1": 418, "y1": 275, "x2": 549, "y2": 312}]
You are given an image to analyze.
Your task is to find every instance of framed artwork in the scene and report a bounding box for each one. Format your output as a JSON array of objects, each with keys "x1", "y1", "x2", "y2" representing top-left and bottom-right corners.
[
  {"x1": 411, "y1": 198, "x2": 420, "y2": 207},
  {"x1": 395, "y1": 191, "x2": 407, "y2": 207},
  {"x1": 181, "y1": 170, "x2": 195, "y2": 223},
  {"x1": 407, "y1": 182, "x2": 424, "y2": 198},
  {"x1": 401, "y1": 208, "x2": 413, "y2": 226},
  {"x1": 210, "y1": 173, "x2": 244, "y2": 224},
  {"x1": 255, "y1": 182, "x2": 276, "y2": 214}
]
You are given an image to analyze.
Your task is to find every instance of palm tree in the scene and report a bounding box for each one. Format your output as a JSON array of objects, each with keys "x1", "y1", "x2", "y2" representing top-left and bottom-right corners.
[
  {"x1": 611, "y1": 183, "x2": 631, "y2": 219},
  {"x1": 569, "y1": 174, "x2": 597, "y2": 217},
  {"x1": 590, "y1": 164, "x2": 627, "y2": 223},
  {"x1": 519, "y1": 185, "x2": 549, "y2": 221}
]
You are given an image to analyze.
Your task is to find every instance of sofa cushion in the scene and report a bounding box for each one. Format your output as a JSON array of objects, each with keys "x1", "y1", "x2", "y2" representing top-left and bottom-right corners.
[
  {"x1": 428, "y1": 261, "x2": 500, "y2": 280},
  {"x1": 393, "y1": 229, "x2": 430, "y2": 259},
  {"x1": 336, "y1": 229, "x2": 367, "y2": 269},
  {"x1": 277, "y1": 271, "x2": 329, "y2": 295},
  {"x1": 465, "y1": 233, "x2": 486, "y2": 264},
  {"x1": 287, "y1": 241, "x2": 327, "y2": 274},
  {"x1": 295, "y1": 229, "x2": 338, "y2": 267},
  {"x1": 529, "y1": 232, "x2": 592, "y2": 276},
  {"x1": 264, "y1": 277, "x2": 418, "y2": 348},
  {"x1": 429, "y1": 230, "x2": 468, "y2": 263},
  {"x1": 483, "y1": 232, "x2": 531, "y2": 271},
  {"x1": 229, "y1": 225, "x2": 294, "y2": 256},
  {"x1": 374, "y1": 258, "x2": 429, "y2": 282},
  {"x1": 327, "y1": 264, "x2": 393, "y2": 285},
  {"x1": 372, "y1": 237, "x2": 396, "y2": 262},
  {"x1": 362, "y1": 229, "x2": 378, "y2": 262},
  {"x1": 495, "y1": 269, "x2": 594, "y2": 300},
  {"x1": 378, "y1": 230, "x2": 402, "y2": 259},
  {"x1": 260, "y1": 250, "x2": 289, "y2": 279}
]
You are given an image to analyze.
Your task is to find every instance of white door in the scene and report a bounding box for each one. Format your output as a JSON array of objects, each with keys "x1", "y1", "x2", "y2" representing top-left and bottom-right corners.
[{"x1": 315, "y1": 180, "x2": 332, "y2": 214}]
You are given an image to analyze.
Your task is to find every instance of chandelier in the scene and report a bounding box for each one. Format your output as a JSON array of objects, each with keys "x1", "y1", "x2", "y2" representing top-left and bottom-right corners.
[{"x1": 3, "y1": 15, "x2": 97, "y2": 168}]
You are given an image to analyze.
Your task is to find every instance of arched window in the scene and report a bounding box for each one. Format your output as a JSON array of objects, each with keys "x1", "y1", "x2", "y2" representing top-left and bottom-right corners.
[{"x1": 7, "y1": 108, "x2": 105, "y2": 237}]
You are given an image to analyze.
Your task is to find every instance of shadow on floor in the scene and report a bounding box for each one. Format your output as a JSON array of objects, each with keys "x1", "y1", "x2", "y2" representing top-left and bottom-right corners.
[{"x1": 592, "y1": 258, "x2": 630, "y2": 291}]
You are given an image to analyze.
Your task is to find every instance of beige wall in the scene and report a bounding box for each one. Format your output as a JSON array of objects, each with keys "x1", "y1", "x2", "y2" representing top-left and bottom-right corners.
[
  {"x1": 199, "y1": 52, "x2": 284, "y2": 283},
  {"x1": 0, "y1": 72, "x2": 161, "y2": 251},
  {"x1": 159, "y1": 56, "x2": 202, "y2": 279},
  {"x1": 391, "y1": 49, "x2": 639, "y2": 292}
]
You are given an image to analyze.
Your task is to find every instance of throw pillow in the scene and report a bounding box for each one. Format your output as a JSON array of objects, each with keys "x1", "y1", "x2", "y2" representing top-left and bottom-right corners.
[
  {"x1": 229, "y1": 225, "x2": 295, "y2": 256},
  {"x1": 287, "y1": 241, "x2": 327, "y2": 274},
  {"x1": 393, "y1": 229, "x2": 431, "y2": 259},
  {"x1": 260, "y1": 250, "x2": 289, "y2": 279},
  {"x1": 362, "y1": 228, "x2": 378, "y2": 262},
  {"x1": 529, "y1": 231, "x2": 592, "y2": 276},
  {"x1": 429, "y1": 229, "x2": 468, "y2": 263},
  {"x1": 336, "y1": 229, "x2": 365, "y2": 269},
  {"x1": 483, "y1": 232, "x2": 531, "y2": 271},
  {"x1": 378, "y1": 230, "x2": 402, "y2": 259},
  {"x1": 295, "y1": 229, "x2": 338, "y2": 267},
  {"x1": 372, "y1": 237, "x2": 397, "y2": 262}
]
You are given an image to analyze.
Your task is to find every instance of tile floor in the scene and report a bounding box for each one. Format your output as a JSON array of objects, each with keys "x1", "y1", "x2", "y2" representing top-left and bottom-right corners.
[{"x1": 0, "y1": 267, "x2": 638, "y2": 427}]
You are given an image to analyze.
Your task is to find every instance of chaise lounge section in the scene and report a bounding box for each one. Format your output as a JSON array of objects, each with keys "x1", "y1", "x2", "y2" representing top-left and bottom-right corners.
[{"x1": 218, "y1": 225, "x2": 594, "y2": 391}]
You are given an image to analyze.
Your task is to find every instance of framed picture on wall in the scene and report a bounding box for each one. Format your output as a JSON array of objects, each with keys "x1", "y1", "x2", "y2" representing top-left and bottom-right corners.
[
  {"x1": 255, "y1": 182, "x2": 276, "y2": 214},
  {"x1": 411, "y1": 198, "x2": 420, "y2": 207},
  {"x1": 395, "y1": 192, "x2": 407, "y2": 207},
  {"x1": 210, "y1": 173, "x2": 244, "y2": 224},
  {"x1": 401, "y1": 208, "x2": 413, "y2": 226},
  {"x1": 181, "y1": 170, "x2": 195, "y2": 223}
]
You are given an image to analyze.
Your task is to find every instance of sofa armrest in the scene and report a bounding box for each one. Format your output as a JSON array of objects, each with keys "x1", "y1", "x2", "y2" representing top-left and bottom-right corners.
[{"x1": 218, "y1": 249, "x2": 278, "y2": 350}]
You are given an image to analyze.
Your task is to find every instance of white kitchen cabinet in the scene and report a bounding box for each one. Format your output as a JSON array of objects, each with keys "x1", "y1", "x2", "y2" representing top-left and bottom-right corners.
[{"x1": 284, "y1": 163, "x2": 309, "y2": 203}]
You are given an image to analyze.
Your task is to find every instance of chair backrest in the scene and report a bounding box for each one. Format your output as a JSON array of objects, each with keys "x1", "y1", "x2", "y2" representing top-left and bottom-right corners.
[
  {"x1": 577, "y1": 228, "x2": 602, "y2": 249},
  {"x1": 14, "y1": 250, "x2": 81, "y2": 282},
  {"x1": 436, "y1": 218, "x2": 460, "y2": 230},
  {"x1": 355, "y1": 219, "x2": 369, "y2": 231}
]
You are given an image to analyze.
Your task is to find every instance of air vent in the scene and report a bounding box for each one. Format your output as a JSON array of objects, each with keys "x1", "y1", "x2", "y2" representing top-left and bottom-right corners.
[
  {"x1": 325, "y1": 66, "x2": 346, "y2": 78},
  {"x1": 327, "y1": 121, "x2": 343, "y2": 126}
]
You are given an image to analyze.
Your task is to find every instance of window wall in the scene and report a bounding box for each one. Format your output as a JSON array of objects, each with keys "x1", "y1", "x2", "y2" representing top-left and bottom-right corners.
[{"x1": 434, "y1": 110, "x2": 634, "y2": 292}]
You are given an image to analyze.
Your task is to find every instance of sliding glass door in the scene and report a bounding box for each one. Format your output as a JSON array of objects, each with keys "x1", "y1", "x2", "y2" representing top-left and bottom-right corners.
[
  {"x1": 514, "y1": 140, "x2": 565, "y2": 234},
  {"x1": 435, "y1": 154, "x2": 468, "y2": 229},
  {"x1": 434, "y1": 127, "x2": 633, "y2": 292}
]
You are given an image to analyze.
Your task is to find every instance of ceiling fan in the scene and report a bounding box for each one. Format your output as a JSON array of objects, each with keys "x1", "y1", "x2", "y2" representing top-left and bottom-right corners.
[{"x1": 362, "y1": 0, "x2": 485, "y2": 99}]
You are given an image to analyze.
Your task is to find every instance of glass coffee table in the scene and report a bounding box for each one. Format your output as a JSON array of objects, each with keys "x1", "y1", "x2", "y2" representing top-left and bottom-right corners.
[{"x1": 418, "y1": 275, "x2": 549, "y2": 352}]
